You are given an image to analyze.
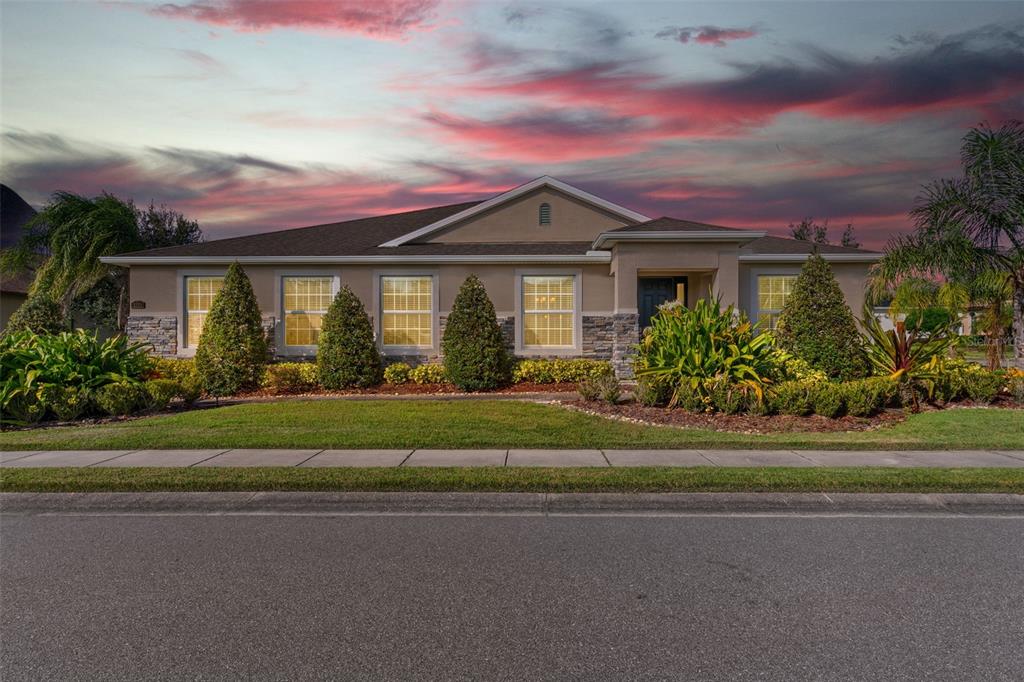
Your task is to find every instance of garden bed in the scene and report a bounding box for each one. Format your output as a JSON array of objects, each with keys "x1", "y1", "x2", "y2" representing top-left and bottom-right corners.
[{"x1": 239, "y1": 381, "x2": 581, "y2": 398}]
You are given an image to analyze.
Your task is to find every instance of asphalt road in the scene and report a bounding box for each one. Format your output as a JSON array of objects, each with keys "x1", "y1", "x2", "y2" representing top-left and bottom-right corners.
[{"x1": 2, "y1": 511, "x2": 1023, "y2": 680}]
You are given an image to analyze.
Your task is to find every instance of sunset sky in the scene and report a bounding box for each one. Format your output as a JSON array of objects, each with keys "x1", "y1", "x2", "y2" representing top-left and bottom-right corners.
[{"x1": 2, "y1": 0, "x2": 1022, "y2": 246}]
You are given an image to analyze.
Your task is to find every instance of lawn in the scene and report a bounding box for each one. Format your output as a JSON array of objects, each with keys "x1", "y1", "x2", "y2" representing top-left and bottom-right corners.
[
  {"x1": 1, "y1": 399, "x2": 1021, "y2": 450},
  {"x1": 2, "y1": 466, "x2": 1022, "y2": 494}
]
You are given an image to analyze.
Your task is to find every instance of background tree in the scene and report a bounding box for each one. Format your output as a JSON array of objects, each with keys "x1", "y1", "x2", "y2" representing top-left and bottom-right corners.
[
  {"x1": 789, "y1": 218, "x2": 860, "y2": 248},
  {"x1": 316, "y1": 285, "x2": 382, "y2": 389},
  {"x1": 871, "y1": 120, "x2": 1023, "y2": 368},
  {"x1": 441, "y1": 275, "x2": 512, "y2": 391},
  {"x1": 776, "y1": 253, "x2": 869, "y2": 380},
  {"x1": 0, "y1": 192, "x2": 202, "y2": 331},
  {"x1": 194, "y1": 262, "x2": 267, "y2": 396}
]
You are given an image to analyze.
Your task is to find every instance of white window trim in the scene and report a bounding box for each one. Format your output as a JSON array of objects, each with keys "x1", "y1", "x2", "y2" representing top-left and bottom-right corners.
[
  {"x1": 373, "y1": 270, "x2": 440, "y2": 355},
  {"x1": 274, "y1": 270, "x2": 341, "y2": 356},
  {"x1": 514, "y1": 268, "x2": 583, "y2": 356},
  {"x1": 752, "y1": 269, "x2": 799, "y2": 329},
  {"x1": 176, "y1": 268, "x2": 228, "y2": 357}
]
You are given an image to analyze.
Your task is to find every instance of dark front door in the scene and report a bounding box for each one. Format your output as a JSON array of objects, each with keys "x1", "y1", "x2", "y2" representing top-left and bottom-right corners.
[{"x1": 638, "y1": 277, "x2": 687, "y2": 331}]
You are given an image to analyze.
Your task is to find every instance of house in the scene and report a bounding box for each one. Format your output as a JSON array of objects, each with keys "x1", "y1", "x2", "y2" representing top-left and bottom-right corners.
[
  {"x1": 101, "y1": 176, "x2": 881, "y2": 375},
  {"x1": 0, "y1": 185, "x2": 39, "y2": 329}
]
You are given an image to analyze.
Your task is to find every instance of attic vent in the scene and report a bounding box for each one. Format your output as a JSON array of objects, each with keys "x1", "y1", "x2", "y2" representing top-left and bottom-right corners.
[{"x1": 539, "y1": 202, "x2": 551, "y2": 226}]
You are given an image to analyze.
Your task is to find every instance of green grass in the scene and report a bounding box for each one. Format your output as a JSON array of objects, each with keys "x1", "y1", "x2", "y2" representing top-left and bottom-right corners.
[
  {"x1": 1, "y1": 400, "x2": 1021, "y2": 451},
  {"x1": 2, "y1": 467, "x2": 1022, "y2": 494}
]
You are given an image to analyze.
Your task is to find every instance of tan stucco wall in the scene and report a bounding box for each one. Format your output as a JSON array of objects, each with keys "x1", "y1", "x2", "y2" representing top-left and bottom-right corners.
[
  {"x1": 610, "y1": 242, "x2": 739, "y2": 312},
  {"x1": 127, "y1": 262, "x2": 616, "y2": 321},
  {"x1": 426, "y1": 187, "x2": 631, "y2": 243},
  {"x1": 738, "y1": 261, "x2": 871, "y2": 322}
]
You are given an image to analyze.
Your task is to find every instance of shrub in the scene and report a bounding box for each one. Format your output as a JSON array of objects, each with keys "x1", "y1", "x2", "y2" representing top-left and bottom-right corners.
[
  {"x1": 634, "y1": 377, "x2": 671, "y2": 407},
  {"x1": 409, "y1": 363, "x2": 448, "y2": 384},
  {"x1": 810, "y1": 382, "x2": 845, "y2": 418},
  {"x1": 152, "y1": 357, "x2": 202, "y2": 403},
  {"x1": 316, "y1": 285, "x2": 382, "y2": 389},
  {"x1": 441, "y1": 275, "x2": 513, "y2": 391},
  {"x1": 383, "y1": 362, "x2": 412, "y2": 384},
  {"x1": 842, "y1": 378, "x2": 892, "y2": 417},
  {"x1": 176, "y1": 374, "x2": 203, "y2": 404},
  {"x1": 513, "y1": 359, "x2": 612, "y2": 384},
  {"x1": 94, "y1": 381, "x2": 144, "y2": 416},
  {"x1": 39, "y1": 384, "x2": 90, "y2": 421},
  {"x1": 4, "y1": 295, "x2": 66, "y2": 335},
  {"x1": 775, "y1": 254, "x2": 868, "y2": 381},
  {"x1": 905, "y1": 306, "x2": 956, "y2": 334},
  {"x1": 578, "y1": 374, "x2": 620, "y2": 404},
  {"x1": 144, "y1": 379, "x2": 180, "y2": 410},
  {"x1": 0, "y1": 330, "x2": 151, "y2": 422},
  {"x1": 770, "y1": 381, "x2": 814, "y2": 416},
  {"x1": 194, "y1": 262, "x2": 267, "y2": 396},
  {"x1": 961, "y1": 370, "x2": 1003, "y2": 404},
  {"x1": 708, "y1": 379, "x2": 755, "y2": 415},
  {"x1": 262, "y1": 363, "x2": 318, "y2": 394},
  {"x1": 1007, "y1": 369, "x2": 1024, "y2": 402},
  {"x1": 634, "y1": 298, "x2": 780, "y2": 407}
]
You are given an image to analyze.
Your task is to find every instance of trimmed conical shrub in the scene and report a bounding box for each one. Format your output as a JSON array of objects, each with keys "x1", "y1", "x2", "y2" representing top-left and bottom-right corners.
[
  {"x1": 317, "y1": 285, "x2": 382, "y2": 389},
  {"x1": 195, "y1": 262, "x2": 267, "y2": 396},
  {"x1": 776, "y1": 253, "x2": 868, "y2": 380},
  {"x1": 442, "y1": 275, "x2": 512, "y2": 391},
  {"x1": 5, "y1": 295, "x2": 66, "y2": 335}
]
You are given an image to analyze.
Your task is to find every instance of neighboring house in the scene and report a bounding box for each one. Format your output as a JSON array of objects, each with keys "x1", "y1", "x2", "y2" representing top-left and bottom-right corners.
[
  {"x1": 102, "y1": 176, "x2": 881, "y2": 375},
  {"x1": 0, "y1": 185, "x2": 39, "y2": 329}
]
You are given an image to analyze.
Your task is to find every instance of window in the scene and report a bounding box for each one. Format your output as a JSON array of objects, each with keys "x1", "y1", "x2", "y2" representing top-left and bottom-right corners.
[
  {"x1": 283, "y1": 276, "x2": 334, "y2": 346},
  {"x1": 522, "y1": 275, "x2": 575, "y2": 348},
  {"x1": 184, "y1": 276, "x2": 224, "y2": 347},
  {"x1": 381, "y1": 276, "x2": 433, "y2": 347},
  {"x1": 538, "y1": 202, "x2": 551, "y2": 226},
  {"x1": 757, "y1": 275, "x2": 797, "y2": 329}
]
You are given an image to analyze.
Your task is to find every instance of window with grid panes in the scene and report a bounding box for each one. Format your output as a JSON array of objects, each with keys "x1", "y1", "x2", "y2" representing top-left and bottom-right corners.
[
  {"x1": 757, "y1": 275, "x2": 797, "y2": 329},
  {"x1": 283, "y1": 277, "x2": 333, "y2": 346},
  {"x1": 381, "y1": 276, "x2": 433, "y2": 347},
  {"x1": 184, "y1": 276, "x2": 224, "y2": 347},
  {"x1": 522, "y1": 275, "x2": 575, "y2": 347}
]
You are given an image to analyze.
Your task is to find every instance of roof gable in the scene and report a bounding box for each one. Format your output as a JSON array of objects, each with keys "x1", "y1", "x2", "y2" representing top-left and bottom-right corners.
[{"x1": 378, "y1": 176, "x2": 650, "y2": 248}]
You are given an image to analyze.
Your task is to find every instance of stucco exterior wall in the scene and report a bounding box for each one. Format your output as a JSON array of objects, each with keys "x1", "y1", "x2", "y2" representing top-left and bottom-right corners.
[
  {"x1": 610, "y1": 242, "x2": 739, "y2": 313},
  {"x1": 425, "y1": 188, "x2": 631, "y2": 244},
  {"x1": 738, "y1": 261, "x2": 871, "y2": 323}
]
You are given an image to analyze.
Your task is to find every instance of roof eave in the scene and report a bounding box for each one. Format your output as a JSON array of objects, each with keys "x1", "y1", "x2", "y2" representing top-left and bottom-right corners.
[
  {"x1": 378, "y1": 176, "x2": 651, "y2": 248},
  {"x1": 100, "y1": 253, "x2": 612, "y2": 266},
  {"x1": 592, "y1": 230, "x2": 767, "y2": 249},
  {"x1": 737, "y1": 253, "x2": 882, "y2": 263}
]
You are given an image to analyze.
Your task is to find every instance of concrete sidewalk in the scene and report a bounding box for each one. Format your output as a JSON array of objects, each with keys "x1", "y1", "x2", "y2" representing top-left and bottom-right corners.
[{"x1": 2, "y1": 448, "x2": 1024, "y2": 468}]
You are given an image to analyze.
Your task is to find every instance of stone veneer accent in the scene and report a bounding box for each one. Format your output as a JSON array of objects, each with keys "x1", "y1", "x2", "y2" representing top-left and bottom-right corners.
[
  {"x1": 582, "y1": 313, "x2": 639, "y2": 377},
  {"x1": 126, "y1": 315, "x2": 177, "y2": 357}
]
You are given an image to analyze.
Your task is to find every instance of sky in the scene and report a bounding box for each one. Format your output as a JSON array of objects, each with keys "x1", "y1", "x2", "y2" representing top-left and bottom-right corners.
[{"x1": 1, "y1": 0, "x2": 1023, "y2": 247}]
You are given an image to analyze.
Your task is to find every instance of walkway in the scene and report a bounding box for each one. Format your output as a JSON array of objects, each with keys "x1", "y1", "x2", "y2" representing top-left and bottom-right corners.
[{"x1": 2, "y1": 449, "x2": 1023, "y2": 468}]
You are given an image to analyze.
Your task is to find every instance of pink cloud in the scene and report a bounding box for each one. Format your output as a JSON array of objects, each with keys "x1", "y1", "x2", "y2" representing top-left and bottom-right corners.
[
  {"x1": 656, "y1": 25, "x2": 758, "y2": 47},
  {"x1": 148, "y1": 0, "x2": 440, "y2": 38}
]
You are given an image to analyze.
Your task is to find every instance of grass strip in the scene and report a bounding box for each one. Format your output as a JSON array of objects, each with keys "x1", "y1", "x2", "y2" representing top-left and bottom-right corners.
[{"x1": 2, "y1": 467, "x2": 1022, "y2": 494}]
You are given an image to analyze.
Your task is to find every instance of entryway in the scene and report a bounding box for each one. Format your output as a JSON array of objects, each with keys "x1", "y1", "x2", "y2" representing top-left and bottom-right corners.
[{"x1": 638, "y1": 276, "x2": 687, "y2": 330}]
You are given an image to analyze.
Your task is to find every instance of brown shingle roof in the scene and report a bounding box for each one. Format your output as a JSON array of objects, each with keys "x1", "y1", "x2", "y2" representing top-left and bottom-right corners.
[
  {"x1": 745, "y1": 235, "x2": 880, "y2": 255},
  {"x1": 608, "y1": 216, "x2": 745, "y2": 233}
]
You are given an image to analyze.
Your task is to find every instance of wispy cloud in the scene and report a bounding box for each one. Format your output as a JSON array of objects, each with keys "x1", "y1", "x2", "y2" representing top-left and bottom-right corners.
[{"x1": 656, "y1": 25, "x2": 758, "y2": 47}]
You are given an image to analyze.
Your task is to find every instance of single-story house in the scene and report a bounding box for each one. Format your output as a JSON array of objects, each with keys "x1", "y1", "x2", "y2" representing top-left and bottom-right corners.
[{"x1": 102, "y1": 176, "x2": 881, "y2": 375}]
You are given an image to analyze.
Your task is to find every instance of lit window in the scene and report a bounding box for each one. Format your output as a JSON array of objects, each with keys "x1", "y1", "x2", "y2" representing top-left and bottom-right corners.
[
  {"x1": 382, "y1": 276, "x2": 433, "y2": 347},
  {"x1": 523, "y1": 275, "x2": 575, "y2": 348},
  {"x1": 539, "y1": 202, "x2": 551, "y2": 226},
  {"x1": 185, "y1": 276, "x2": 224, "y2": 347},
  {"x1": 283, "y1": 277, "x2": 333, "y2": 346},
  {"x1": 757, "y1": 275, "x2": 797, "y2": 329}
]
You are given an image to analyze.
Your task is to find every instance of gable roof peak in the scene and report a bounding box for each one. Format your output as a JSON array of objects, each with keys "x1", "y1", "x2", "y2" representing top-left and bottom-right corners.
[{"x1": 377, "y1": 175, "x2": 651, "y2": 248}]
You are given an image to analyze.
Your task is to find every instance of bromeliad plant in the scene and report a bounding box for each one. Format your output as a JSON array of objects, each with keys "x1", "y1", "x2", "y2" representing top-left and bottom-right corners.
[
  {"x1": 633, "y1": 298, "x2": 781, "y2": 408},
  {"x1": 858, "y1": 304, "x2": 957, "y2": 410}
]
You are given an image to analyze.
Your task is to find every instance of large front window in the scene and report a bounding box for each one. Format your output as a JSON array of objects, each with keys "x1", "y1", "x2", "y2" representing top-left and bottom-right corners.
[
  {"x1": 381, "y1": 276, "x2": 433, "y2": 347},
  {"x1": 283, "y1": 276, "x2": 333, "y2": 347},
  {"x1": 522, "y1": 275, "x2": 575, "y2": 348},
  {"x1": 185, "y1": 276, "x2": 224, "y2": 347},
  {"x1": 757, "y1": 275, "x2": 797, "y2": 330}
]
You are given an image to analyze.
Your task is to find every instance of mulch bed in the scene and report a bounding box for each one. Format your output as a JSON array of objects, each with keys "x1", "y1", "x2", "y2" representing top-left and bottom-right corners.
[
  {"x1": 560, "y1": 400, "x2": 908, "y2": 434},
  {"x1": 239, "y1": 382, "x2": 580, "y2": 398}
]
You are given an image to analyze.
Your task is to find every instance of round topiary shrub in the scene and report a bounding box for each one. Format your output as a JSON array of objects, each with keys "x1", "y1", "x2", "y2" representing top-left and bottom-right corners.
[
  {"x1": 316, "y1": 285, "x2": 382, "y2": 389},
  {"x1": 95, "y1": 382, "x2": 145, "y2": 416},
  {"x1": 776, "y1": 253, "x2": 869, "y2": 381},
  {"x1": 441, "y1": 275, "x2": 512, "y2": 391},
  {"x1": 383, "y1": 362, "x2": 411, "y2": 384},
  {"x1": 194, "y1": 262, "x2": 268, "y2": 397},
  {"x1": 5, "y1": 295, "x2": 66, "y2": 335}
]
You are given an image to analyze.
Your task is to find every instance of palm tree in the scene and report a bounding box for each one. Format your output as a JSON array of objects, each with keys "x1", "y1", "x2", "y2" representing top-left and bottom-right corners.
[
  {"x1": 0, "y1": 192, "x2": 141, "y2": 329},
  {"x1": 871, "y1": 120, "x2": 1024, "y2": 368}
]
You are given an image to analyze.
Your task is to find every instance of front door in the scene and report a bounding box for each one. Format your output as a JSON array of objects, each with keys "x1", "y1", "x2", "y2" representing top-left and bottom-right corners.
[{"x1": 638, "y1": 277, "x2": 687, "y2": 331}]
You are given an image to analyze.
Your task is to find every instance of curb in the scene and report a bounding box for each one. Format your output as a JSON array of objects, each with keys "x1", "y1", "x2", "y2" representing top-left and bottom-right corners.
[{"x1": 2, "y1": 492, "x2": 1023, "y2": 515}]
